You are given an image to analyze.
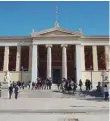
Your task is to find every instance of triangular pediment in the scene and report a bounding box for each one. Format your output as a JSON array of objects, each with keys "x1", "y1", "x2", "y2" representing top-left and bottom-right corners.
[
  {"x1": 31, "y1": 27, "x2": 82, "y2": 37},
  {"x1": 40, "y1": 30, "x2": 73, "y2": 36}
]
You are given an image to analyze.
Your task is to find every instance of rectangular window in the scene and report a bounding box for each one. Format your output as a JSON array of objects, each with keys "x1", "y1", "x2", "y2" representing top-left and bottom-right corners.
[
  {"x1": 84, "y1": 46, "x2": 93, "y2": 70},
  {"x1": 0, "y1": 47, "x2": 5, "y2": 71},
  {"x1": 20, "y1": 46, "x2": 29, "y2": 71},
  {"x1": 9, "y1": 47, "x2": 17, "y2": 71},
  {"x1": 97, "y1": 46, "x2": 106, "y2": 70}
]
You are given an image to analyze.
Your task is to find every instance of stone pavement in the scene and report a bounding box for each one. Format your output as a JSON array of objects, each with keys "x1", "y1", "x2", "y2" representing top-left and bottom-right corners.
[
  {"x1": 0, "y1": 113, "x2": 109, "y2": 121},
  {"x1": 0, "y1": 88, "x2": 109, "y2": 121},
  {"x1": 0, "y1": 89, "x2": 109, "y2": 112}
]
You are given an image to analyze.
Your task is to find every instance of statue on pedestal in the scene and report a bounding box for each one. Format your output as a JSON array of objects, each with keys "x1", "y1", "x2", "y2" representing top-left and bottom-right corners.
[
  {"x1": 1, "y1": 71, "x2": 11, "y2": 98},
  {"x1": 4, "y1": 71, "x2": 11, "y2": 85},
  {"x1": 101, "y1": 70, "x2": 108, "y2": 82}
]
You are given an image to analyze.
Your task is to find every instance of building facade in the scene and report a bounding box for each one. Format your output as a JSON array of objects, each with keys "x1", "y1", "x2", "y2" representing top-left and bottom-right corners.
[{"x1": 0, "y1": 25, "x2": 109, "y2": 88}]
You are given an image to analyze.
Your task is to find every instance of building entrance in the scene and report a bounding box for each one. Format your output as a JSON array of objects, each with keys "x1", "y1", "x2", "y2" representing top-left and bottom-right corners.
[{"x1": 52, "y1": 68, "x2": 61, "y2": 84}]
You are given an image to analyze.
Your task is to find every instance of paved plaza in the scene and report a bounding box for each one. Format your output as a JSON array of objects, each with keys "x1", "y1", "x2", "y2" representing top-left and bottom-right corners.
[{"x1": 0, "y1": 88, "x2": 109, "y2": 121}]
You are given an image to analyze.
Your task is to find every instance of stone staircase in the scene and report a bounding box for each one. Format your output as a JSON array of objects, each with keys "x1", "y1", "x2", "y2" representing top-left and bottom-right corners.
[{"x1": 52, "y1": 84, "x2": 58, "y2": 90}]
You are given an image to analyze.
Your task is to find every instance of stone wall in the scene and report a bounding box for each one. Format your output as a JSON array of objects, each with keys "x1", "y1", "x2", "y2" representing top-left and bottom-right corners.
[
  {"x1": 0, "y1": 71, "x2": 31, "y2": 85},
  {"x1": 82, "y1": 71, "x2": 109, "y2": 89}
]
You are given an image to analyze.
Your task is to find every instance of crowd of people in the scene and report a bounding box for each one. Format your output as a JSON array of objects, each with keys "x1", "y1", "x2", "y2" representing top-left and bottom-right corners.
[
  {"x1": 5, "y1": 77, "x2": 109, "y2": 100},
  {"x1": 26, "y1": 77, "x2": 90, "y2": 93},
  {"x1": 28, "y1": 78, "x2": 52, "y2": 90}
]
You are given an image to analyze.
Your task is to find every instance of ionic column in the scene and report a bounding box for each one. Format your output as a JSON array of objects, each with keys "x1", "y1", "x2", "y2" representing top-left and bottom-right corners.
[
  {"x1": 61, "y1": 44, "x2": 68, "y2": 79},
  {"x1": 92, "y1": 46, "x2": 98, "y2": 71},
  {"x1": 3, "y1": 46, "x2": 9, "y2": 71},
  {"x1": 29, "y1": 46, "x2": 32, "y2": 71},
  {"x1": 105, "y1": 46, "x2": 109, "y2": 70},
  {"x1": 31, "y1": 45, "x2": 38, "y2": 82},
  {"x1": 76, "y1": 45, "x2": 82, "y2": 82},
  {"x1": 81, "y1": 45, "x2": 85, "y2": 71},
  {"x1": 46, "y1": 44, "x2": 52, "y2": 79},
  {"x1": 16, "y1": 46, "x2": 21, "y2": 71}
]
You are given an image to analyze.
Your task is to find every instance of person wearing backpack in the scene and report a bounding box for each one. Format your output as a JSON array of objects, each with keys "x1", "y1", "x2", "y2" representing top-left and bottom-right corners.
[
  {"x1": 14, "y1": 84, "x2": 19, "y2": 99},
  {"x1": 9, "y1": 84, "x2": 13, "y2": 99}
]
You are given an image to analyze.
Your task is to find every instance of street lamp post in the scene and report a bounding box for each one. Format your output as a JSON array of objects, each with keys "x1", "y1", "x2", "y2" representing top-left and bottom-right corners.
[
  {"x1": 101, "y1": 71, "x2": 105, "y2": 82},
  {"x1": 90, "y1": 65, "x2": 93, "y2": 89},
  {"x1": 21, "y1": 66, "x2": 23, "y2": 83},
  {"x1": 101, "y1": 70, "x2": 106, "y2": 96}
]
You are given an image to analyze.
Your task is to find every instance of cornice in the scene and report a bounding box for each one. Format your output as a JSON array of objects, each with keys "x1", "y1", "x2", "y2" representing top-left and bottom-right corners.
[
  {"x1": 81, "y1": 36, "x2": 109, "y2": 39},
  {"x1": 0, "y1": 36, "x2": 31, "y2": 40},
  {"x1": 0, "y1": 35, "x2": 109, "y2": 41}
]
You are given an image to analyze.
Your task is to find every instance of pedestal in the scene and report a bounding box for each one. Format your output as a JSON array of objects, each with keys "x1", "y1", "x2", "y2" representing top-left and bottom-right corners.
[{"x1": 1, "y1": 81, "x2": 10, "y2": 99}]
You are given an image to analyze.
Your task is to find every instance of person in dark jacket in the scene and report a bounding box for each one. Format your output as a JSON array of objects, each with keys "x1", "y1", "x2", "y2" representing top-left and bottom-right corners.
[
  {"x1": 49, "y1": 79, "x2": 52, "y2": 90},
  {"x1": 9, "y1": 84, "x2": 13, "y2": 99},
  {"x1": 22, "y1": 81, "x2": 24, "y2": 89},
  {"x1": 14, "y1": 84, "x2": 19, "y2": 99},
  {"x1": 79, "y1": 79, "x2": 83, "y2": 91},
  {"x1": 32, "y1": 82, "x2": 35, "y2": 90}
]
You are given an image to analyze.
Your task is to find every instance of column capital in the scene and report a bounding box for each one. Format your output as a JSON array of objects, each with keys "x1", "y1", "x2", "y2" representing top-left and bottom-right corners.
[
  {"x1": 61, "y1": 44, "x2": 68, "y2": 48},
  {"x1": 45, "y1": 44, "x2": 53, "y2": 48}
]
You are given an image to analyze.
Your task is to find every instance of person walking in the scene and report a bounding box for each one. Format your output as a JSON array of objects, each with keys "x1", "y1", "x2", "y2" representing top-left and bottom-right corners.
[
  {"x1": 104, "y1": 84, "x2": 109, "y2": 100},
  {"x1": 14, "y1": 84, "x2": 19, "y2": 99},
  {"x1": 9, "y1": 84, "x2": 13, "y2": 99}
]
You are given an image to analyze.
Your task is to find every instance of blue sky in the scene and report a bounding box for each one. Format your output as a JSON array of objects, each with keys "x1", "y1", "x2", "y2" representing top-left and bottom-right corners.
[{"x1": 0, "y1": 1, "x2": 109, "y2": 36}]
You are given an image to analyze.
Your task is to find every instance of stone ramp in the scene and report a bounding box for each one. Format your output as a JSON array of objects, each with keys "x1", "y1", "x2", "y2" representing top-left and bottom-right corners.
[{"x1": 0, "y1": 90, "x2": 109, "y2": 121}]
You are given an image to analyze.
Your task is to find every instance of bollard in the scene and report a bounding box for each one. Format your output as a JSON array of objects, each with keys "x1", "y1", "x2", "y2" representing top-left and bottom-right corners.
[{"x1": 0, "y1": 83, "x2": 1, "y2": 98}]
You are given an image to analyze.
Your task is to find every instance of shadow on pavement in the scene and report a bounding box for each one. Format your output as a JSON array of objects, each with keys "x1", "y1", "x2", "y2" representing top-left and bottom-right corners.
[
  {"x1": 80, "y1": 89, "x2": 103, "y2": 97},
  {"x1": 79, "y1": 98, "x2": 105, "y2": 102}
]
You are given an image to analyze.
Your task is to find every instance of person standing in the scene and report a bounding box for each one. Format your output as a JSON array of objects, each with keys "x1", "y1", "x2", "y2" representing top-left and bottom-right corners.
[
  {"x1": 14, "y1": 84, "x2": 19, "y2": 99},
  {"x1": 32, "y1": 82, "x2": 35, "y2": 90},
  {"x1": 46, "y1": 78, "x2": 49, "y2": 90},
  {"x1": 57, "y1": 80, "x2": 61, "y2": 90},
  {"x1": 79, "y1": 79, "x2": 83, "y2": 91},
  {"x1": 22, "y1": 81, "x2": 24, "y2": 90},
  {"x1": 88, "y1": 80, "x2": 91, "y2": 90},
  {"x1": 28, "y1": 81, "x2": 31, "y2": 89},
  {"x1": 73, "y1": 80, "x2": 77, "y2": 94},
  {"x1": 9, "y1": 84, "x2": 13, "y2": 99},
  {"x1": 49, "y1": 78, "x2": 52, "y2": 90},
  {"x1": 44, "y1": 79, "x2": 47, "y2": 90}
]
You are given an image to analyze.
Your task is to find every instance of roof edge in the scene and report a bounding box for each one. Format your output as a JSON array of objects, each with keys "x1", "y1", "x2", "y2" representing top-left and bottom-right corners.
[
  {"x1": 0, "y1": 36, "x2": 31, "y2": 40},
  {"x1": 82, "y1": 36, "x2": 109, "y2": 39}
]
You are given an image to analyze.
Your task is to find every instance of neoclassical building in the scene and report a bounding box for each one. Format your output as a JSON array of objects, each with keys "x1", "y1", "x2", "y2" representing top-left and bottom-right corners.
[{"x1": 0, "y1": 24, "x2": 109, "y2": 88}]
